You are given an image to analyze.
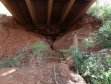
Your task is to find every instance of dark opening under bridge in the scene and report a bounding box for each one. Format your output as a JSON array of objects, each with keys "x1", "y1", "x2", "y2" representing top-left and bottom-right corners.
[{"x1": 1, "y1": 0, "x2": 96, "y2": 38}]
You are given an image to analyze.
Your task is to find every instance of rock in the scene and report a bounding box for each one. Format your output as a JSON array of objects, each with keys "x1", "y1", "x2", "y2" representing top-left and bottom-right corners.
[
  {"x1": 57, "y1": 63, "x2": 70, "y2": 79},
  {"x1": 69, "y1": 71, "x2": 86, "y2": 84},
  {"x1": 96, "y1": 48, "x2": 111, "y2": 56},
  {"x1": 67, "y1": 16, "x2": 94, "y2": 33},
  {"x1": 81, "y1": 17, "x2": 94, "y2": 24},
  {"x1": 57, "y1": 63, "x2": 86, "y2": 83},
  {"x1": 66, "y1": 58, "x2": 73, "y2": 69}
]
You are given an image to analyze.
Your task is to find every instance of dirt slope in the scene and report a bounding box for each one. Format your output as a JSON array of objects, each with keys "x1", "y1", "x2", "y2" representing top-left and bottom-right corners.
[
  {"x1": 0, "y1": 15, "x2": 50, "y2": 56},
  {"x1": 0, "y1": 62, "x2": 86, "y2": 84},
  {"x1": 0, "y1": 14, "x2": 87, "y2": 84},
  {"x1": 53, "y1": 15, "x2": 101, "y2": 55}
]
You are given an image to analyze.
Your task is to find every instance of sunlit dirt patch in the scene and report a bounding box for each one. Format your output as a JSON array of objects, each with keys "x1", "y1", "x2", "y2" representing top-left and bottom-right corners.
[{"x1": 0, "y1": 69, "x2": 16, "y2": 77}]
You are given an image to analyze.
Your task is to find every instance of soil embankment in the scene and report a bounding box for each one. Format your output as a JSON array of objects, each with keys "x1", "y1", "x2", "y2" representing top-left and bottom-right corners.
[
  {"x1": 0, "y1": 14, "x2": 102, "y2": 84},
  {"x1": 0, "y1": 15, "x2": 51, "y2": 56},
  {"x1": 53, "y1": 14, "x2": 101, "y2": 55}
]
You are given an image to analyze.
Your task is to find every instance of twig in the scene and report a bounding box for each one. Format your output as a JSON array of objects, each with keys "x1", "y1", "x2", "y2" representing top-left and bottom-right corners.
[
  {"x1": 30, "y1": 50, "x2": 38, "y2": 64},
  {"x1": 54, "y1": 64, "x2": 58, "y2": 84}
]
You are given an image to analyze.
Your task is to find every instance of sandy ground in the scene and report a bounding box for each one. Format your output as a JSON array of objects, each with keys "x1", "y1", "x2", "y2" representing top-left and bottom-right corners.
[{"x1": 0, "y1": 62, "x2": 86, "y2": 84}]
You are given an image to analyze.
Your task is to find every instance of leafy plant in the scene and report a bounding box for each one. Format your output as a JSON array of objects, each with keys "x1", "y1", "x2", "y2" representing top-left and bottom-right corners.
[
  {"x1": 53, "y1": 51, "x2": 64, "y2": 58},
  {"x1": 33, "y1": 41, "x2": 48, "y2": 51},
  {"x1": 32, "y1": 41, "x2": 48, "y2": 58},
  {"x1": 81, "y1": 52, "x2": 111, "y2": 84},
  {"x1": 0, "y1": 55, "x2": 22, "y2": 67},
  {"x1": 60, "y1": 45, "x2": 111, "y2": 84},
  {"x1": 0, "y1": 41, "x2": 49, "y2": 67},
  {"x1": 79, "y1": 2, "x2": 111, "y2": 82},
  {"x1": 60, "y1": 46, "x2": 84, "y2": 70},
  {"x1": 81, "y1": 38, "x2": 95, "y2": 53}
]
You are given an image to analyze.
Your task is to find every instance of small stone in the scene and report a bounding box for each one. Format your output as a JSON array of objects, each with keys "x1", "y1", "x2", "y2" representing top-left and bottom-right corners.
[
  {"x1": 57, "y1": 63, "x2": 70, "y2": 79},
  {"x1": 66, "y1": 58, "x2": 73, "y2": 69}
]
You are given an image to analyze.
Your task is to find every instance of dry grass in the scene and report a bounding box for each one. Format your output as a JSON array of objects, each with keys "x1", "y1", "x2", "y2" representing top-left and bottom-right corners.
[{"x1": 0, "y1": 42, "x2": 63, "y2": 68}]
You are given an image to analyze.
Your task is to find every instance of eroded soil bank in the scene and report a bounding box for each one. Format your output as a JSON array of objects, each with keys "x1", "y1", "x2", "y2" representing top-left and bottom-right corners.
[{"x1": 0, "y1": 14, "x2": 102, "y2": 84}]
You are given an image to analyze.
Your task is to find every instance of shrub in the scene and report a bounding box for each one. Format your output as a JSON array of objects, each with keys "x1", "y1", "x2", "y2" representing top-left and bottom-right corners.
[
  {"x1": 0, "y1": 41, "x2": 49, "y2": 67},
  {"x1": 33, "y1": 41, "x2": 48, "y2": 51},
  {"x1": 88, "y1": 0, "x2": 111, "y2": 49},
  {"x1": 81, "y1": 38, "x2": 95, "y2": 53},
  {"x1": 81, "y1": 52, "x2": 111, "y2": 84},
  {"x1": 0, "y1": 55, "x2": 22, "y2": 67},
  {"x1": 61, "y1": 46, "x2": 111, "y2": 84},
  {"x1": 60, "y1": 46, "x2": 86, "y2": 71}
]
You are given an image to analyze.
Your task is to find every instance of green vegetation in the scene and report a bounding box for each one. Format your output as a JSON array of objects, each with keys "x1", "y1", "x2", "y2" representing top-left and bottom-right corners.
[
  {"x1": 0, "y1": 55, "x2": 22, "y2": 68},
  {"x1": 61, "y1": 46, "x2": 111, "y2": 84},
  {"x1": 82, "y1": 52, "x2": 111, "y2": 84},
  {"x1": 60, "y1": 46, "x2": 82, "y2": 70},
  {"x1": 0, "y1": 41, "x2": 48, "y2": 67},
  {"x1": 60, "y1": 1, "x2": 111, "y2": 83},
  {"x1": 88, "y1": 0, "x2": 111, "y2": 49},
  {"x1": 81, "y1": 38, "x2": 95, "y2": 53},
  {"x1": 0, "y1": 0, "x2": 111, "y2": 83}
]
